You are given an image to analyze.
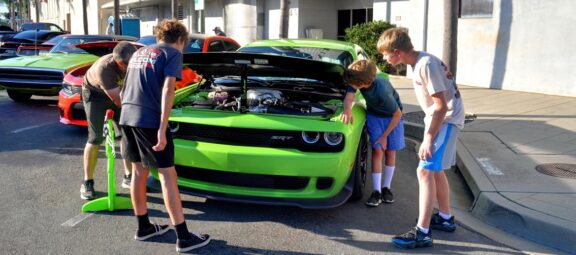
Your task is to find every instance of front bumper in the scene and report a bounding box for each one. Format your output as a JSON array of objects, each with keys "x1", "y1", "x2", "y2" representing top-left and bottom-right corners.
[
  {"x1": 0, "y1": 67, "x2": 64, "y2": 95},
  {"x1": 58, "y1": 89, "x2": 87, "y2": 126},
  {"x1": 149, "y1": 139, "x2": 358, "y2": 208}
]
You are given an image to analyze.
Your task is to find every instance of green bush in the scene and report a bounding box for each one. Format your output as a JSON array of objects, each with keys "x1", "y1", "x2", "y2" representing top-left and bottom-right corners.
[{"x1": 344, "y1": 20, "x2": 397, "y2": 74}]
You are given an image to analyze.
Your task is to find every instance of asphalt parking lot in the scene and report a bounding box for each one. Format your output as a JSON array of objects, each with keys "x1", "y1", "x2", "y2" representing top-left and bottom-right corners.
[{"x1": 0, "y1": 91, "x2": 524, "y2": 254}]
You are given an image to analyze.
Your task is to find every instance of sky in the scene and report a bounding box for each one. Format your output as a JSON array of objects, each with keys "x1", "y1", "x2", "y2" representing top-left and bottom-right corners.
[{"x1": 0, "y1": 3, "x2": 6, "y2": 14}]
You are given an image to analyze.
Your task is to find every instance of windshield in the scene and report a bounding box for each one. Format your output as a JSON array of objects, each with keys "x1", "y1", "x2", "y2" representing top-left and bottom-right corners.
[
  {"x1": 44, "y1": 35, "x2": 66, "y2": 44},
  {"x1": 136, "y1": 36, "x2": 156, "y2": 45},
  {"x1": 238, "y1": 46, "x2": 354, "y2": 67},
  {"x1": 49, "y1": 37, "x2": 112, "y2": 54},
  {"x1": 138, "y1": 36, "x2": 204, "y2": 53}
]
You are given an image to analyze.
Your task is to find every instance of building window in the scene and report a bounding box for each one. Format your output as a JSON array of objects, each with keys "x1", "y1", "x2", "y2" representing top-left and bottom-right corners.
[
  {"x1": 337, "y1": 8, "x2": 373, "y2": 40},
  {"x1": 460, "y1": 0, "x2": 493, "y2": 18}
]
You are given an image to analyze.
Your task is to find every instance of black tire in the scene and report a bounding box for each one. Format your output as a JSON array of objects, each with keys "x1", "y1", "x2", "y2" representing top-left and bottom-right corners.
[
  {"x1": 7, "y1": 90, "x2": 32, "y2": 102},
  {"x1": 349, "y1": 128, "x2": 368, "y2": 201}
]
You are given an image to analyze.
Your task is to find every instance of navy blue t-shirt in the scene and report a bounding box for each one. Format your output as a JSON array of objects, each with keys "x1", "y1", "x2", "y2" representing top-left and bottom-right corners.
[
  {"x1": 346, "y1": 77, "x2": 403, "y2": 117},
  {"x1": 120, "y1": 44, "x2": 183, "y2": 128}
]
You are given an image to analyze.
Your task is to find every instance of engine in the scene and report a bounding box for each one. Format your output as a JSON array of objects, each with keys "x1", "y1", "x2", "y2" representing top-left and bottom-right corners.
[{"x1": 181, "y1": 86, "x2": 339, "y2": 117}]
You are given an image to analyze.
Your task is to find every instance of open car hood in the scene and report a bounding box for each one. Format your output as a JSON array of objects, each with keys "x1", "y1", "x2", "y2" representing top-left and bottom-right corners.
[
  {"x1": 74, "y1": 41, "x2": 142, "y2": 57},
  {"x1": 183, "y1": 52, "x2": 346, "y2": 89}
]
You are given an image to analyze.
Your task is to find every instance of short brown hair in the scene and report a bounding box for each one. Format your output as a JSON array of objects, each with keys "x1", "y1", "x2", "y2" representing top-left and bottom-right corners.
[
  {"x1": 155, "y1": 19, "x2": 189, "y2": 45},
  {"x1": 344, "y1": 60, "x2": 377, "y2": 85},
  {"x1": 113, "y1": 41, "x2": 137, "y2": 65},
  {"x1": 377, "y1": 27, "x2": 414, "y2": 53}
]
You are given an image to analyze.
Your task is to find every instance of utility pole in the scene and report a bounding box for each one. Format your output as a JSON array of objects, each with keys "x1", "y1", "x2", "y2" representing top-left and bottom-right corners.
[
  {"x1": 279, "y1": 0, "x2": 289, "y2": 38},
  {"x1": 442, "y1": 0, "x2": 458, "y2": 76},
  {"x1": 114, "y1": 0, "x2": 120, "y2": 35}
]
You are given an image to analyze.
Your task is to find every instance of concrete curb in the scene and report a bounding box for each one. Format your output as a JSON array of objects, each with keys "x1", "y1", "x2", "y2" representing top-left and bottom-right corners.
[{"x1": 403, "y1": 121, "x2": 576, "y2": 254}]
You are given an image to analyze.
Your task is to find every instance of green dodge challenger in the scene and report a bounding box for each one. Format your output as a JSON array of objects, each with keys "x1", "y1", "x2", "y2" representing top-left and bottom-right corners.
[{"x1": 149, "y1": 39, "x2": 387, "y2": 208}]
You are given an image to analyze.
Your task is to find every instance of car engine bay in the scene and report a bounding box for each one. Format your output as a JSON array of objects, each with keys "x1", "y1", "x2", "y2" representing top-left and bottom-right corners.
[{"x1": 177, "y1": 77, "x2": 345, "y2": 117}]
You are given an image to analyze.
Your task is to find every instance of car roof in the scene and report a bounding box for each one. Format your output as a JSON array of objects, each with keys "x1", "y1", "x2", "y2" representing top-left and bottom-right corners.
[
  {"x1": 242, "y1": 39, "x2": 357, "y2": 52},
  {"x1": 55, "y1": 34, "x2": 137, "y2": 41},
  {"x1": 15, "y1": 30, "x2": 64, "y2": 36},
  {"x1": 139, "y1": 33, "x2": 230, "y2": 40}
]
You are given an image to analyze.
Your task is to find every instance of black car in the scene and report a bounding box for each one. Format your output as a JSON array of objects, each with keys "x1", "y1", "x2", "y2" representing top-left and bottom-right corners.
[
  {"x1": 20, "y1": 22, "x2": 66, "y2": 32},
  {"x1": 0, "y1": 30, "x2": 66, "y2": 59}
]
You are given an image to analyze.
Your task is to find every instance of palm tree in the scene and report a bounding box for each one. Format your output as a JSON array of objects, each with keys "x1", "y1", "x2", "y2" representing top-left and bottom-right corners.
[{"x1": 83, "y1": 0, "x2": 88, "y2": 34}]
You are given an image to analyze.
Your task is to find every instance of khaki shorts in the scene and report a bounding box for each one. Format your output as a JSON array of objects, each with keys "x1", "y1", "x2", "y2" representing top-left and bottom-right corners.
[{"x1": 82, "y1": 88, "x2": 120, "y2": 145}]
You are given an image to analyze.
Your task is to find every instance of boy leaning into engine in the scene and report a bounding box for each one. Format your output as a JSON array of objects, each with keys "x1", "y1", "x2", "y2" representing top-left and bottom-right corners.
[{"x1": 340, "y1": 59, "x2": 405, "y2": 207}]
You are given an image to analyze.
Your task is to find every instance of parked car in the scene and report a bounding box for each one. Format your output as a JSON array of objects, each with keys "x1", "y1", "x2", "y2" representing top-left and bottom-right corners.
[
  {"x1": 16, "y1": 34, "x2": 136, "y2": 56},
  {"x1": 137, "y1": 34, "x2": 241, "y2": 53},
  {"x1": 0, "y1": 30, "x2": 65, "y2": 59},
  {"x1": 0, "y1": 40, "x2": 135, "y2": 102},
  {"x1": 20, "y1": 22, "x2": 66, "y2": 32},
  {"x1": 145, "y1": 40, "x2": 376, "y2": 209}
]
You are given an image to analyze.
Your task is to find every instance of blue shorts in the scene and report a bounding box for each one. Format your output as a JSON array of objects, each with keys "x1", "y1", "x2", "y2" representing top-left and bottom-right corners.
[
  {"x1": 419, "y1": 123, "x2": 460, "y2": 171},
  {"x1": 366, "y1": 114, "x2": 405, "y2": 151}
]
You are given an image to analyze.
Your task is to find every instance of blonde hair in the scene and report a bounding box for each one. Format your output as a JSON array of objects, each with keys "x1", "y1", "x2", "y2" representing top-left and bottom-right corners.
[
  {"x1": 155, "y1": 19, "x2": 190, "y2": 45},
  {"x1": 344, "y1": 60, "x2": 377, "y2": 85},
  {"x1": 377, "y1": 27, "x2": 414, "y2": 53}
]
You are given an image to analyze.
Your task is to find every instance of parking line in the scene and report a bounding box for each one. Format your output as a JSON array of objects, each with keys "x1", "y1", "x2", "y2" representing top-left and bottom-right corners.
[
  {"x1": 10, "y1": 122, "x2": 57, "y2": 134},
  {"x1": 61, "y1": 213, "x2": 94, "y2": 227}
]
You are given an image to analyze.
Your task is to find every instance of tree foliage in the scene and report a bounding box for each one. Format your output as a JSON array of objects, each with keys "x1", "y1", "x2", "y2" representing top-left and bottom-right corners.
[{"x1": 344, "y1": 20, "x2": 396, "y2": 73}]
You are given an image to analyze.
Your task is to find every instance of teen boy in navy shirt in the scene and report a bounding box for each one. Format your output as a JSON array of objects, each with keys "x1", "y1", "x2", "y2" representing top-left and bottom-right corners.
[{"x1": 341, "y1": 59, "x2": 405, "y2": 207}]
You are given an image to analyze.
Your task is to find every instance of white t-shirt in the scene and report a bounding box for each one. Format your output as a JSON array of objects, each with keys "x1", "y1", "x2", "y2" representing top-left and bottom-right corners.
[{"x1": 411, "y1": 52, "x2": 465, "y2": 129}]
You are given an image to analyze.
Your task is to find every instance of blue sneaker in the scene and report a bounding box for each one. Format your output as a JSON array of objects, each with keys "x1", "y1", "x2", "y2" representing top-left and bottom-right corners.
[
  {"x1": 392, "y1": 227, "x2": 433, "y2": 249},
  {"x1": 430, "y1": 213, "x2": 456, "y2": 232}
]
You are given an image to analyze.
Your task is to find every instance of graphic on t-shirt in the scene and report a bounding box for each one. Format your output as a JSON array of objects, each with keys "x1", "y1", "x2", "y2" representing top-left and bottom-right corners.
[
  {"x1": 129, "y1": 48, "x2": 162, "y2": 69},
  {"x1": 439, "y1": 61, "x2": 460, "y2": 98}
]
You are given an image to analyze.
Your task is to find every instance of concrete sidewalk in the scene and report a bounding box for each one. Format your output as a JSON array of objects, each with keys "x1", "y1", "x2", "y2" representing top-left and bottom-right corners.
[{"x1": 391, "y1": 76, "x2": 576, "y2": 254}]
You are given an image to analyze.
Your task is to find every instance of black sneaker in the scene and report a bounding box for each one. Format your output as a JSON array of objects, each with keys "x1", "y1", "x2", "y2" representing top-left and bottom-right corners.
[
  {"x1": 365, "y1": 191, "x2": 382, "y2": 207},
  {"x1": 430, "y1": 212, "x2": 456, "y2": 232},
  {"x1": 122, "y1": 174, "x2": 131, "y2": 189},
  {"x1": 176, "y1": 233, "x2": 211, "y2": 253},
  {"x1": 134, "y1": 223, "x2": 170, "y2": 241},
  {"x1": 391, "y1": 227, "x2": 433, "y2": 249},
  {"x1": 381, "y1": 187, "x2": 394, "y2": 203},
  {"x1": 80, "y1": 180, "x2": 95, "y2": 200}
]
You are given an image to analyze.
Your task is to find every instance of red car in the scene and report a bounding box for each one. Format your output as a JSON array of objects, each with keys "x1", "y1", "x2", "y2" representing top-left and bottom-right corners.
[{"x1": 58, "y1": 34, "x2": 241, "y2": 126}]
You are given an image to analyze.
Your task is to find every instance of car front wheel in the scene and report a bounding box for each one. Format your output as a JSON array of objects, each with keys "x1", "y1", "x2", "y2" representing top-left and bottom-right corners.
[
  {"x1": 349, "y1": 128, "x2": 368, "y2": 201},
  {"x1": 7, "y1": 90, "x2": 32, "y2": 102}
]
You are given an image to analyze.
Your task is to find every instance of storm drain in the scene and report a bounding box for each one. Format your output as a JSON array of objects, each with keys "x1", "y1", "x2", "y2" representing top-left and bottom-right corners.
[{"x1": 535, "y1": 164, "x2": 576, "y2": 179}]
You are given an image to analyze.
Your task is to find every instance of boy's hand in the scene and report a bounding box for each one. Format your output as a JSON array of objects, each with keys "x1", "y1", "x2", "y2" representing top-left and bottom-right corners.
[
  {"x1": 376, "y1": 136, "x2": 388, "y2": 151},
  {"x1": 152, "y1": 131, "x2": 167, "y2": 151},
  {"x1": 340, "y1": 110, "x2": 354, "y2": 124},
  {"x1": 419, "y1": 138, "x2": 433, "y2": 161}
]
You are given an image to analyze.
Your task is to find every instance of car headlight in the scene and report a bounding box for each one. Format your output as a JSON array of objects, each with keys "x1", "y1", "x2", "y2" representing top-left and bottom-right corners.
[
  {"x1": 324, "y1": 132, "x2": 343, "y2": 146},
  {"x1": 301, "y1": 131, "x2": 320, "y2": 144}
]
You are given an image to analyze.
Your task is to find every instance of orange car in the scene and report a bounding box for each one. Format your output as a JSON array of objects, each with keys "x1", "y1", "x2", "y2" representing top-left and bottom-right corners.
[{"x1": 59, "y1": 34, "x2": 239, "y2": 126}]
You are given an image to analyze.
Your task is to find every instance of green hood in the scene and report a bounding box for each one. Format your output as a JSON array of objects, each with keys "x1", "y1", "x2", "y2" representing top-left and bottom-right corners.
[{"x1": 0, "y1": 53, "x2": 98, "y2": 72}]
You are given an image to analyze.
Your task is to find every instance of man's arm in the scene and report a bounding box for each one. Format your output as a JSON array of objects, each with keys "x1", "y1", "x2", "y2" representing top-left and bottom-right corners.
[
  {"x1": 103, "y1": 87, "x2": 122, "y2": 107},
  {"x1": 152, "y1": 76, "x2": 176, "y2": 152},
  {"x1": 419, "y1": 92, "x2": 448, "y2": 160}
]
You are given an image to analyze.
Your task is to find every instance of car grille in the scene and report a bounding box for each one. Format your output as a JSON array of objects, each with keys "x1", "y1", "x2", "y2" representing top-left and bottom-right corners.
[
  {"x1": 173, "y1": 123, "x2": 344, "y2": 152},
  {"x1": 71, "y1": 102, "x2": 86, "y2": 120},
  {"x1": 175, "y1": 165, "x2": 309, "y2": 190},
  {"x1": 0, "y1": 67, "x2": 64, "y2": 89}
]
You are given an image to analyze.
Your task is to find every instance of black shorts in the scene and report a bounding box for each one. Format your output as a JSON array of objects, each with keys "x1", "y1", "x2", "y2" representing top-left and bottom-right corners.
[
  {"x1": 120, "y1": 126, "x2": 174, "y2": 169},
  {"x1": 83, "y1": 88, "x2": 120, "y2": 145}
]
